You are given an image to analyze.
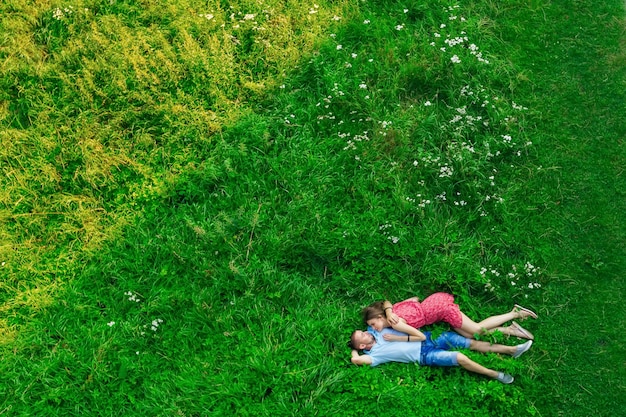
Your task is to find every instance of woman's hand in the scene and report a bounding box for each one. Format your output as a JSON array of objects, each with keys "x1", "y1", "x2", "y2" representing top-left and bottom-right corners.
[{"x1": 386, "y1": 312, "x2": 400, "y2": 325}]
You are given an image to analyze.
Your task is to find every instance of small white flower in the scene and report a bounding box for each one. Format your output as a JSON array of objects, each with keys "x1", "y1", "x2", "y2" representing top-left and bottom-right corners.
[
  {"x1": 336, "y1": 44, "x2": 342, "y2": 50},
  {"x1": 243, "y1": 14, "x2": 255, "y2": 20},
  {"x1": 395, "y1": 25, "x2": 404, "y2": 31},
  {"x1": 107, "y1": 321, "x2": 115, "y2": 327},
  {"x1": 451, "y1": 55, "x2": 461, "y2": 64},
  {"x1": 404, "y1": 9, "x2": 409, "y2": 13},
  {"x1": 424, "y1": 101, "x2": 432, "y2": 106},
  {"x1": 359, "y1": 83, "x2": 367, "y2": 89},
  {"x1": 332, "y1": 15, "x2": 341, "y2": 21},
  {"x1": 363, "y1": 19, "x2": 370, "y2": 24}
]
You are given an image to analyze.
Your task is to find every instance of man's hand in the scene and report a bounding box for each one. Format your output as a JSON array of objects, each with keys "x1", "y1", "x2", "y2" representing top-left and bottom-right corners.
[{"x1": 351, "y1": 350, "x2": 372, "y2": 366}]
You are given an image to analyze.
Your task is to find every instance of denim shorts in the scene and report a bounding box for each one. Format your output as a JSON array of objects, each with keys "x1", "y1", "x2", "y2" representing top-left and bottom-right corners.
[{"x1": 420, "y1": 332, "x2": 471, "y2": 367}]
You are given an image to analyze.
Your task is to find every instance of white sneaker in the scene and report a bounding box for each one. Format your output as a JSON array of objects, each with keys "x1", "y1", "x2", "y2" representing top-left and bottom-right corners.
[{"x1": 513, "y1": 340, "x2": 533, "y2": 358}]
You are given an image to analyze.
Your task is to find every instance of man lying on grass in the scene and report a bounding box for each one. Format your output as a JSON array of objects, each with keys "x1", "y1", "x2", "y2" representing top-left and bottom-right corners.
[{"x1": 349, "y1": 327, "x2": 532, "y2": 384}]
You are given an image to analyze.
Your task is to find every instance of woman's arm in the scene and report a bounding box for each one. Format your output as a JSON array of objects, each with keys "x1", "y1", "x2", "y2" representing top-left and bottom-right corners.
[
  {"x1": 383, "y1": 321, "x2": 426, "y2": 341},
  {"x1": 383, "y1": 300, "x2": 425, "y2": 339},
  {"x1": 390, "y1": 321, "x2": 426, "y2": 340},
  {"x1": 383, "y1": 300, "x2": 400, "y2": 325},
  {"x1": 382, "y1": 333, "x2": 426, "y2": 342}
]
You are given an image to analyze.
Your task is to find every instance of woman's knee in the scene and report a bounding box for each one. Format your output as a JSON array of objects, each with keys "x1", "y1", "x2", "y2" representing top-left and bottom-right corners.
[
  {"x1": 456, "y1": 353, "x2": 468, "y2": 366},
  {"x1": 460, "y1": 314, "x2": 482, "y2": 334}
]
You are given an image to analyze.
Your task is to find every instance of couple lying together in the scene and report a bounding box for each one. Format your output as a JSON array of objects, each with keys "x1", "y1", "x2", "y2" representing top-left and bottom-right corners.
[{"x1": 349, "y1": 292, "x2": 537, "y2": 384}]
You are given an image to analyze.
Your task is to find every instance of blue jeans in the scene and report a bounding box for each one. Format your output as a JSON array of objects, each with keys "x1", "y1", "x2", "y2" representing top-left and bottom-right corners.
[{"x1": 420, "y1": 331, "x2": 471, "y2": 367}]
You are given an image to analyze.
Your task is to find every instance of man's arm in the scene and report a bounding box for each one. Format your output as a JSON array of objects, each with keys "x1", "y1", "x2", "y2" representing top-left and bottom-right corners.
[{"x1": 351, "y1": 350, "x2": 373, "y2": 366}]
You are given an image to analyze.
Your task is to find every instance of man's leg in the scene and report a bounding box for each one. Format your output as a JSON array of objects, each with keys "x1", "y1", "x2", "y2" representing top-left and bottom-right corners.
[
  {"x1": 456, "y1": 353, "x2": 497, "y2": 378},
  {"x1": 457, "y1": 354, "x2": 514, "y2": 383},
  {"x1": 422, "y1": 348, "x2": 514, "y2": 384}
]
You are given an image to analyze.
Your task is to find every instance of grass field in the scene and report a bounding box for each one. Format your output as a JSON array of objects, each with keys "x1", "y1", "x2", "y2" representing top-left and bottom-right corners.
[{"x1": 1, "y1": 0, "x2": 625, "y2": 415}]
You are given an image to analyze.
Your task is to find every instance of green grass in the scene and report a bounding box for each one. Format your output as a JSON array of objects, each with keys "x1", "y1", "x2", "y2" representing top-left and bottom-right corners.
[
  {"x1": 1, "y1": 0, "x2": 625, "y2": 415},
  {"x1": 496, "y1": 2, "x2": 626, "y2": 414}
]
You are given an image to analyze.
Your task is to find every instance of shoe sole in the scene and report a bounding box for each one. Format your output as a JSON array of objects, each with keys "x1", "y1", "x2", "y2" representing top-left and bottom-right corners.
[
  {"x1": 512, "y1": 321, "x2": 534, "y2": 340},
  {"x1": 514, "y1": 304, "x2": 538, "y2": 319}
]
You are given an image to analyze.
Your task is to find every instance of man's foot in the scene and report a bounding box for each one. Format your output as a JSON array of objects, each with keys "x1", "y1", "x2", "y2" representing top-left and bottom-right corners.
[
  {"x1": 512, "y1": 340, "x2": 533, "y2": 358},
  {"x1": 513, "y1": 304, "x2": 538, "y2": 320},
  {"x1": 496, "y1": 372, "x2": 514, "y2": 384},
  {"x1": 510, "y1": 321, "x2": 534, "y2": 340}
]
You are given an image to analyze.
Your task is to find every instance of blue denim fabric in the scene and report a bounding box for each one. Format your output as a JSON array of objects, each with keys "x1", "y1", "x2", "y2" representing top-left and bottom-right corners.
[{"x1": 420, "y1": 331, "x2": 471, "y2": 367}]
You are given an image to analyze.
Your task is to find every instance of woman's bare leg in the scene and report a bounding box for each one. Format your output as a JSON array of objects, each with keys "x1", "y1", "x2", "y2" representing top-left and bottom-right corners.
[{"x1": 454, "y1": 312, "x2": 533, "y2": 339}]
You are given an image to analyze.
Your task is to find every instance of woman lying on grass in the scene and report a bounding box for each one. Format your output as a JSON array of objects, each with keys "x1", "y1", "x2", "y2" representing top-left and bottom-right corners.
[{"x1": 363, "y1": 292, "x2": 537, "y2": 341}]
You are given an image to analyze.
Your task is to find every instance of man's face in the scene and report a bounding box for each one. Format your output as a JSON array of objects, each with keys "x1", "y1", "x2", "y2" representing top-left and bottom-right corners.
[
  {"x1": 354, "y1": 330, "x2": 375, "y2": 350},
  {"x1": 366, "y1": 315, "x2": 386, "y2": 332}
]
